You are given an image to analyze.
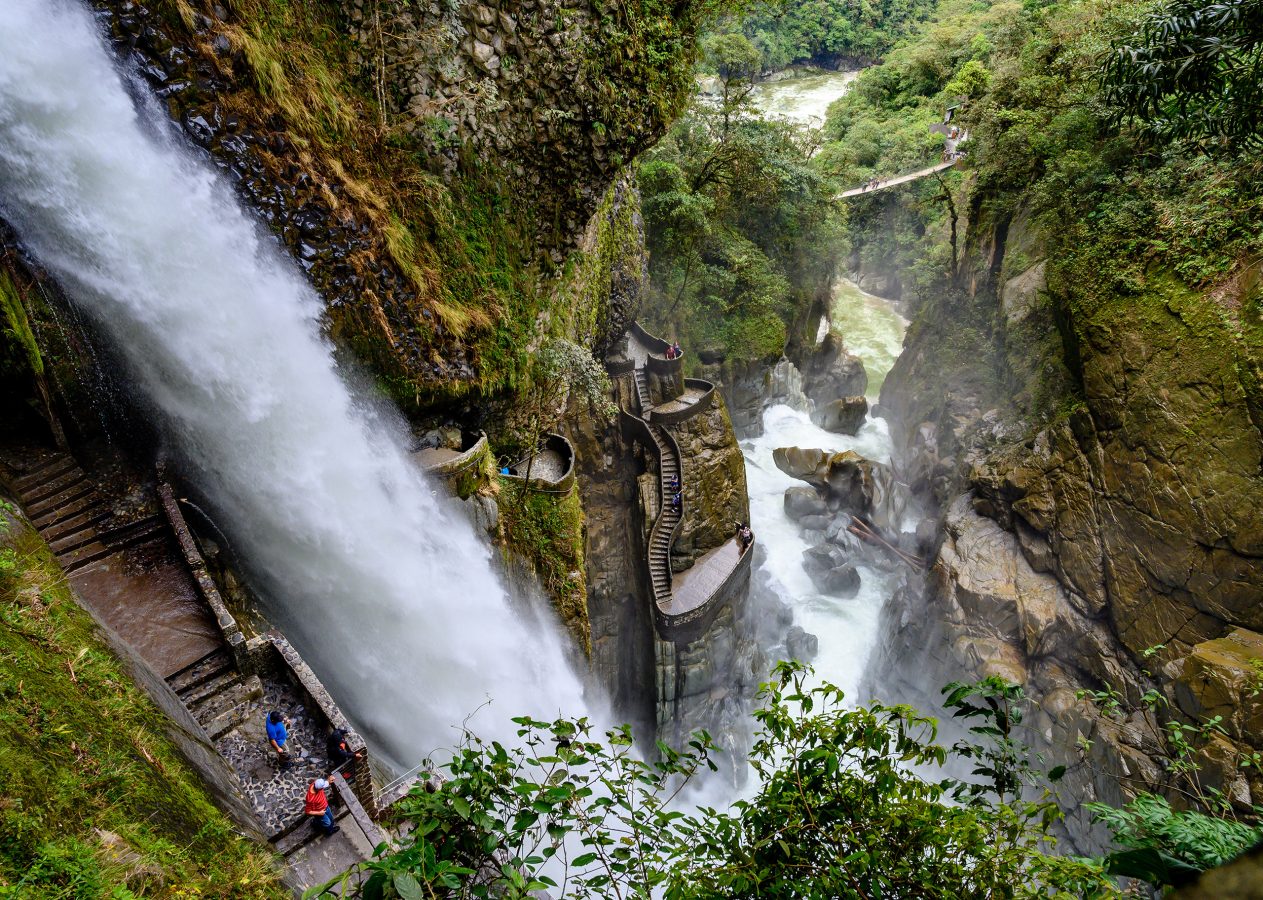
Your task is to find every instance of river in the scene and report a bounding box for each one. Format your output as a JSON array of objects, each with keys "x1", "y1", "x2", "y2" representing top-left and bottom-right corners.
[
  {"x1": 742, "y1": 69, "x2": 909, "y2": 701},
  {"x1": 751, "y1": 67, "x2": 860, "y2": 128}
]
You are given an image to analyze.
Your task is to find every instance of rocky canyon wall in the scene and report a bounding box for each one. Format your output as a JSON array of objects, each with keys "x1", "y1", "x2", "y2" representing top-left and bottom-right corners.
[{"x1": 870, "y1": 199, "x2": 1263, "y2": 853}]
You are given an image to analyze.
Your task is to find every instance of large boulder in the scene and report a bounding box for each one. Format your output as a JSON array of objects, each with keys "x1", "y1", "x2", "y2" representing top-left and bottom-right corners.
[
  {"x1": 811, "y1": 396, "x2": 869, "y2": 435},
  {"x1": 798, "y1": 332, "x2": 868, "y2": 406},
  {"x1": 821, "y1": 564, "x2": 861, "y2": 596},
  {"x1": 784, "y1": 486, "x2": 828, "y2": 521},
  {"x1": 772, "y1": 447, "x2": 910, "y2": 533}
]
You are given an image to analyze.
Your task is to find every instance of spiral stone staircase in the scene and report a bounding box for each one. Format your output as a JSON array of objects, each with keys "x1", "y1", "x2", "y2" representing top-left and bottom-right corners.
[{"x1": 615, "y1": 325, "x2": 753, "y2": 643}]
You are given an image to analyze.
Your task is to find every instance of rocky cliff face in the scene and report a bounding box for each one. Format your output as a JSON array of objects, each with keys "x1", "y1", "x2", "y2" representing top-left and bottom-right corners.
[
  {"x1": 870, "y1": 201, "x2": 1263, "y2": 852},
  {"x1": 347, "y1": 0, "x2": 706, "y2": 250}
]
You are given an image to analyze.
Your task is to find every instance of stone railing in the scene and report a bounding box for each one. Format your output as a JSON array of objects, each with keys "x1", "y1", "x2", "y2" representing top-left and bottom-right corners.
[
  {"x1": 648, "y1": 378, "x2": 716, "y2": 425},
  {"x1": 632, "y1": 322, "x2": 685, "y2": 375},
  {"x1": 416, "y1": 431, "x2": 488, "y2": 478},
  {"x1": 159, "y1": 474, "x2": 378, "y2": 817},
  {"x1": 655, "y1": 538, "x2": 755, "y2": 644},
  {"x1": 501, "y1": 432, "x2": 576, "y2": 494},
  {"x1": 157, "y1": 481, "x2": 248, "y2": 668}
]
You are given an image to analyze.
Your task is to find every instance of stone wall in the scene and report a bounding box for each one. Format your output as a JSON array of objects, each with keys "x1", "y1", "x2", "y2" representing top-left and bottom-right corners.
[{"x1": 671, "y1": 398, "x2": 749, "y2": 570}]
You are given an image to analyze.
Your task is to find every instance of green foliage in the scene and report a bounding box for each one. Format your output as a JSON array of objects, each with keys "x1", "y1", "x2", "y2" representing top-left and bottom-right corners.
[
  {"x1": 1074, "y1": 647, "x2": 1263, "y2": 891},
  {"x1": 315, "y1": 663, "x2": 1118, "y2": 899},
  {"x1": 496, "y1": 478, "x2": 590, "y2": 654},
  {"x1": 717, "y1": 0, "x2": 938, "y2": 71},
  {"x1": 0, "y1": 271, "x2": 43, "y2": 379},
  {"x1": 0, "y1": 507, "x2": 285, "y2": 897},
  {"x1": 1101, "y1": 0, "x2": 1263, "y2": 149},
  {"x1": 639, "y1": 89, "x2": 844, "y2": 361},
  {"x1": 1088, "y1": 794, "x2": 1263, "y2": 888}
]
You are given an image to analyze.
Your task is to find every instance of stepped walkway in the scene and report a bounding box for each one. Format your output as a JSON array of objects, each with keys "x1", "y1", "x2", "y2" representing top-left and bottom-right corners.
[
  {"x1": 2, "y1": 448, "x2": 219, "y2": 676},
  {"x1": 618, "y1": 326, "x2": 753, "y2": 641},
  {"x1": 0, "y1": 447, "x2": 382, "y2": 888}
]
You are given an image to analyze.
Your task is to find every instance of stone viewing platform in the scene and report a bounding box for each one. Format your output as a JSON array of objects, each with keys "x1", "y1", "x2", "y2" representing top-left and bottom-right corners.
[
  {"x1": 500, "y1": 432, "x2": 577, "y2": 494},
  {"x1": 0, "y1": 445, "x2": 389, "y2": 892},
  {"x1": 613, "y1": 324, "x2": 753, "y2": 642}
]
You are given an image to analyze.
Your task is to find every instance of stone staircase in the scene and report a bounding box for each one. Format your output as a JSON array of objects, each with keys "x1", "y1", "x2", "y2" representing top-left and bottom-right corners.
[
  {"x1": 10, "y1": 451, "x2": 164, "y2": 574},
  {"x1": 165, "y1": 646, "x2": 338, "y2": 854},
  {"x1": 631, "y1": 353, "x2": 683, "y2": 603}
]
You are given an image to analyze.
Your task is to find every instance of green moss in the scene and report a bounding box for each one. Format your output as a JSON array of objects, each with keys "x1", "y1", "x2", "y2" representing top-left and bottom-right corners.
[
  {"x1": 0, "y1": 505, "x2": 285, "y2": 897},
  {"x1": 495, "y1": 479, "x2": 590, "y2": 656},
  {"x1": 0, "y1": 271, "x2": 43, "y2": 379}
]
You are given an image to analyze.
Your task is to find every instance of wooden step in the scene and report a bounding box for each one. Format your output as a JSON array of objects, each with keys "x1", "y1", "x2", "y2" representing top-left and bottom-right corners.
[
  {"x1": 11, "y1": 455, "x2": 76, "y2": 493},
  {"x1": 59, "y1": 541, "x2": 114, "y2": 574},
  {"x1": 167, "y1": 648, "x2": 234, "y2": 696},
  {"x1": 25, "y1": 481, "x2": 96, "y2": 519},
  {"x1": 20, "y1": 468, "x2": 87, "y2": 506}
]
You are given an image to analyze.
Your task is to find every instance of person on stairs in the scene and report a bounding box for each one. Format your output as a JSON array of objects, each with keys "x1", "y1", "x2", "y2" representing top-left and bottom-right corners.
[
  {"x1": 304, "y1": 778, "x2": 340, "y2": 837},
  {"x1": 266, "y1": 710, "x2": 292, "y2": 770},
  {"x1": 671, "y1": 341, "x2": 682, "y2": 360}
]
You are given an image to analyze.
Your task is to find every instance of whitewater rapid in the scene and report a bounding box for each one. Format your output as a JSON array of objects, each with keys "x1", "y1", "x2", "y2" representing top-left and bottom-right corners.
[
  {"x1": 0, "y1": 0, "x2": 587, "y2": 771},
  {"x1": 743, "y1": 288, "x2": 908, "y2": 702}
]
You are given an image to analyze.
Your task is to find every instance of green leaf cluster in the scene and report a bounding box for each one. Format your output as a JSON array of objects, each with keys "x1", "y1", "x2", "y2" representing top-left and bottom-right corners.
[
  {"x1": 639, "y1": 88, "x2": 845, "y2": 362},
  {"x1": 315, "y1": 663, "x2": 1118, "y2": 899}
]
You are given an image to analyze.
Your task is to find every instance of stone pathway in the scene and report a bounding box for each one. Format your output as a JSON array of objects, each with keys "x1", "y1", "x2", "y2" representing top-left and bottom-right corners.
[
  {"x1": 216, "y1": 678, "x2": 332, "y2": 835},
  {"x1": 0, "y1": 446, "x2": 220, "y2": 677},
  {"x1": 667, "y1": 538, "x2": 745, "y2": 616}
]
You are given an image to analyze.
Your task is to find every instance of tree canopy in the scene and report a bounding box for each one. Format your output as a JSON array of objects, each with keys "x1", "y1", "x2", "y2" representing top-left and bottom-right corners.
[{"x1": 1101, "y1": 0, "x2": 1263, "y2": 149}]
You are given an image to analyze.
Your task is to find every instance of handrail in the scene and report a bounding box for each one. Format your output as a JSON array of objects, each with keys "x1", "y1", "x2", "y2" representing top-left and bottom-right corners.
[
  {"x1": 646, "y1": 422, "x2": 684, "y2": 602},
  {"x1": 654, "y1": 537, "x2": 754, "y2": 643}
]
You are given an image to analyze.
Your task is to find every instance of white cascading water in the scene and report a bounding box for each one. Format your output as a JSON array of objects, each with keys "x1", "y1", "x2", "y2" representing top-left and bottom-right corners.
[
  {"x1": 0, "y1": 0, "x2": 587, "y2": 772},
  {"x1": 743, "y1": 277, "x2": 908, "y2": 700}
]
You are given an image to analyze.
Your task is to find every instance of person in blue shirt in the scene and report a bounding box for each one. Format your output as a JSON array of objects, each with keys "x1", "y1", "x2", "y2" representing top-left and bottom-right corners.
[{"x1": 266, "y1": 711, "x2": 292, "y2": 769}]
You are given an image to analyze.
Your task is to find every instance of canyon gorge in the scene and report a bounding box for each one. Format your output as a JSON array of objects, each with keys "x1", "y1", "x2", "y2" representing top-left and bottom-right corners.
[{"x1": 0, "y1": 0, "x2": 1261, "y2": 895}]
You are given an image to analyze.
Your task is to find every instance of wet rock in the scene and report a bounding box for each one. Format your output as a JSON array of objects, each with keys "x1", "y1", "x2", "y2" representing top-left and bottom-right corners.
[
  {"x1": 802, "y1": 542, "x2": 847, "y2": 576},
  {"x1": 773, "y1": 447, "x2": 910, "y2": 533},
  {"x1": 785, "y1": 625, "x2": 818, "y2": 662},
  {"x1": 797, "y1": 514, "x2": 831, "y2": 532},
  {"x1": 811, "y1": 396, "x2": 868, "y2": 435},
  {"x1": 821, "y1": 564, "x2": 860, "y2": 597},
  {"x1": 797, "y1": 333, "x2": 867, "y2": 407},
  {"x1": 783, "y1": 486, "x2": 827, "y2": 520}
]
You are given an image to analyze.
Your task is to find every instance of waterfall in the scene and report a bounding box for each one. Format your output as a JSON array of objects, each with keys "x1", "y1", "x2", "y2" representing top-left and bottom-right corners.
[{"x1": 0, "y1": 0, "x2": 587, "y2": 771}]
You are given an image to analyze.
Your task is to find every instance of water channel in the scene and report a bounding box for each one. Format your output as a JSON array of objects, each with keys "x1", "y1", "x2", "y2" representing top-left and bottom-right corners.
[{"x1": 742, "y1": 68, "x2": 910, "y2": 702}]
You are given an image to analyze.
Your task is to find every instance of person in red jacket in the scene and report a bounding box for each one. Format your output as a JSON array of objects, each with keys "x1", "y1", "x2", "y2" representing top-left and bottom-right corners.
[{"x1": 304, "y1": 778, "x2": 339, "y2": 836}]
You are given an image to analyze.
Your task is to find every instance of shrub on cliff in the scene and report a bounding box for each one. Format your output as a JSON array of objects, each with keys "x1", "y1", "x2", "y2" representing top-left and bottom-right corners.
[{"x1": 314, "y1": 663, "x2": 1116, "y2": 898}]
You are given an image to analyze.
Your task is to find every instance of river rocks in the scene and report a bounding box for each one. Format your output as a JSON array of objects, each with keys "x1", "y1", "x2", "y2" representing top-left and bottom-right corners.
[
  {"x1": 797, "y1": 332, "x2": 867, "y2": 408},
  {"x1": 821, "y1": 565, "x2": 860, "y2": 596},
  {"x1": 797, "y1": 514, "x2": 831, "y2": 532},
  {"x1": 785, "y1": 625, "x2": 819, "y2": 662},
  {"x1": 783, "y1": 486, "x2": 827, "y2": 520},
  {"x1": 802, "y1": 544, "x2": 861, "y2": 597},
  {"x1": 811, "y1": 396, "x2": 868, "y2": 435},
  {"x1": 772, "y1": 447, "x2": 910, "y2": 533}
]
